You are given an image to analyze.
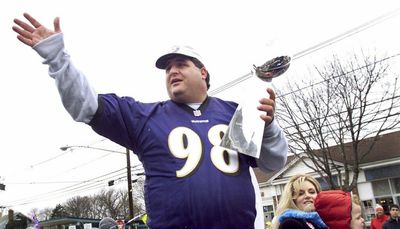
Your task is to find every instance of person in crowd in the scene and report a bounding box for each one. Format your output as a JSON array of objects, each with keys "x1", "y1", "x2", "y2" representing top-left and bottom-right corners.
[
  {"x1": 272, "y1": 174, "x2": 327, "y2": 229},
  {"x1": 12, "y1": 13, "x2": 288, "y2": 229},
  {"x1": 371, "y1": 204, "x2": 389, "y2": 229},
  {"x1": 75, "y1": 222, "x2": 84, "y2": 229},
  {"x1": 382, "y1": 204, "x2": 400, "y2": 229},
  {"x1": 315, "y1": 190, "x2": 365, "y2": 229},
  {"x1": 99, "y1": 217, "x2": 118, "y2": 229}
]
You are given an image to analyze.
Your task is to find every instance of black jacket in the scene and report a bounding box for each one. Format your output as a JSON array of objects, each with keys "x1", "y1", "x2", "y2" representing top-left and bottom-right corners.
[
  {"x1": 279, "y1": 218, "x2": 325, "y2": 229},
  {"x1": 382, "y1": 217, "x2": 400, "y2": 229}
]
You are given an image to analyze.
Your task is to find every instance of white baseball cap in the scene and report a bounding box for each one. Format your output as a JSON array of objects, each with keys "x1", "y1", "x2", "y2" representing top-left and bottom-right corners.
[{"x1": 155, "y1": 45, "x2": 204, "y2": 69}]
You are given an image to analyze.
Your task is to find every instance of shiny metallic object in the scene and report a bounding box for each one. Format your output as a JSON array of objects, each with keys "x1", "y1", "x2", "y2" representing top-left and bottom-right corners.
[{"x1": 220, "y1": 56, "x2": 291, "y2": 158}]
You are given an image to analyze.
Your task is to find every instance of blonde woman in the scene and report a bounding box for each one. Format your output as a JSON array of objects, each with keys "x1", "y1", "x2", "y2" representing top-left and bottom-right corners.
[{"x1": 272, "y1": 174, "x2": 327, "y2": 229}]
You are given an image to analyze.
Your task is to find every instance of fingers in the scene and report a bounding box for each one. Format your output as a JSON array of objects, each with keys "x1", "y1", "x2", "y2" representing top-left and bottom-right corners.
[
  {"x1": 54, "y1": 17, "x2": 61, "y2": 33},
  {"x1": 23, "y1": 12, "x2": 42, "y2": 29},
  {"x1": 12, "y1": 19, "x2": 35, "y2": 46},
  {"x1": 16, "y1": 35, "x2": 34, "y2": 47},
  {"x1": 258, "y1": 105, "x2": 274, "y2": 124},
  {"x1": 267, "y1": 88, "x2": 276, "y2": 101},
  {"x1": 12, "y1": 25, "x2": 34, "y2": 46},
  {"x1": 258, "y1": 100, "x2": 275, "y2": 116},
  {"x1": 257, "y1": 88, "x2": 276, "y2": 125},
  {"x1": 13, "y1": 18, "x2": 35, "y2": 33},
  {"x1": 259, "y1": 113, "x2": 273, "y2": 124}
]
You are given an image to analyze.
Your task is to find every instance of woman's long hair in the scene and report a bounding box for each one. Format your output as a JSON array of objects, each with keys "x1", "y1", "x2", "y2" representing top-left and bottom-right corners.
[{"x1": 272, "y1": 174, "x2": 321, "y2": 229}]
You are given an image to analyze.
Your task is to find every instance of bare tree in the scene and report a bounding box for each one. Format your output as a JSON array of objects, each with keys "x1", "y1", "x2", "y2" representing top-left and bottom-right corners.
[
  {"x1": 27, "y1": 208, "x2": 40, "y2": 220},
  {"x1": 96, "y1": 189, "x2": 124, "y2": 218},
  {"x1": 64, "y1": 196, "x2": 94, "y2": 218},
  {"x1": 29, "y1": 208, "x2": 53, "y2": 221},
  {"x1": 60, "y1": 187, "x2": 145, "y2": 219},
  {"x1": 276, "y1": 52, "x2": 400, "y2": 193},
  {"x1": 130, "y1": 179, "x2": 145, "y2": 218}
]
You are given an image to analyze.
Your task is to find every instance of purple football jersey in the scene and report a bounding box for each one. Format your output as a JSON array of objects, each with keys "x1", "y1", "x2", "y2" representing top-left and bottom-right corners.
[{"x1": 90, "y1": 94, "x2": 258, "y2": 229}]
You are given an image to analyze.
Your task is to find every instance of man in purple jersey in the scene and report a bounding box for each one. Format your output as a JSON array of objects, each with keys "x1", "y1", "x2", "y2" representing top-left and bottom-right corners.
[{"x1": 13, "y1": 13, "x2": 288, "y2": 229}]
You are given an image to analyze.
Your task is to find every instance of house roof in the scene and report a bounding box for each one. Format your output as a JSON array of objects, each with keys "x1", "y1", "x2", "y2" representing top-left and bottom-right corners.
[
  {"x1": 354, "y1": 131, "x2": 400, "y2": 163},
  {"x1": 253, "y1": 154, "x2": 297, "y2": 183},
  {"x1": 254, "y1": 130, "x2": 400, "y2": 183},
  {"x1": 0, "y1": 212, "x2": 33, "y2": 229},
  {"x1": 39, "y1": 217, "x2": 100, "y2": 226}
]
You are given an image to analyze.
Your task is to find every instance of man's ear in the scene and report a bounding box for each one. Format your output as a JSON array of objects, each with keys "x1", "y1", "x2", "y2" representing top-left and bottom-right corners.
[{"x1": 200, "y1": 67, "x2": 208, "y2": 79}]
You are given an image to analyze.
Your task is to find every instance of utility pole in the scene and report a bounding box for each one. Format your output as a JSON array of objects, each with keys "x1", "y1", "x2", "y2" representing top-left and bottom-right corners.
[
  {"x1": 126, "y1": 148, "x2": 134, "y2": 221},
  {"x1": 60, "y1": 145, "x2": 142, "y2": 222}
]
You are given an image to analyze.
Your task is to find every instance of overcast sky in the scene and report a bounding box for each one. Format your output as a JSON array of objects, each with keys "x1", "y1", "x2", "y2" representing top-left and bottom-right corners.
[{"x1": 1, "y1": 0, "x2": 399, "y2": 216}]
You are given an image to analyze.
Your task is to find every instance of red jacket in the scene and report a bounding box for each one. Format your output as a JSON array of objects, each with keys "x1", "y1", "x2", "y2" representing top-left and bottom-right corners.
[
  {"x1": 315, "y1": 190, "x2": 352, "y2": 229},
  {"x1": 371, "y1": 214, "x2": 389, "y2": 229}
]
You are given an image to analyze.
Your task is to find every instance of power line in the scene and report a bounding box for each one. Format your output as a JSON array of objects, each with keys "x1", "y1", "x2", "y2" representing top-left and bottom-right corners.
[
  {"x1": 4, "y1": 139, "x2": 144, "y2": 209},
  {"x1": 274, "y1": 52, "x2": 400, "y2": 137},
  {"x1": 209, "y1": 7, "x2": 400, "y2": 96},
  {"x1": 279, "y1": 97, "x2": 400, "y2": 131},
  {"x1": 3, "y1": 164, "x2": 144, "y2": 208},
  {"x1": 292, "y1": 7, "x2": 400, "y2": 60},
  {"x1": 29, "y1": 150, "x2": 73, "y2": 168},
  {"x1": 3, "y1": 169, "x2": 124, "y2": 204},
  {"x1": 6, "y1": 141, "x2": 150, "y2": 206},
  {"x1": 50, "y1": 151, "x2": 123, "y2": 178},
  {"x1": 2, "y1": 168, "x2": 126, "y2": 207},
  {"x1": 281, "y1": 107, "x2": 400, "y2": 137},
  {"x1": 277, "y1": 52, "x2": 400, "y2": 98},
  {"x1": 282, "y1": 112, "x2": 400, "y2": 149}
]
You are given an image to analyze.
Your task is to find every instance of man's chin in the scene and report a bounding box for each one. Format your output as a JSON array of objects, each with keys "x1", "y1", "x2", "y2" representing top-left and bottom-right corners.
[{"x1": 170, "y1": 90, "x2": 187, "y2": 103}]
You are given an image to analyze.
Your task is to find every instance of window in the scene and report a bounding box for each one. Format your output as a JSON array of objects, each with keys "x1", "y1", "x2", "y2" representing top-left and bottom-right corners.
[
  {"x1": 390, "y1": 177, "x2": 400, "y2": 194},
  {"x1": 316, "y1": 176, "x2": 338, "y2": 190},
  {"x1": 372, "y1": 179, "x2": 391, "y2": 196},
  {"x1": 371, "y1": 178, "x2": 400, "y2": 214},
  {"x1": 365, "y1": 164, "x2": 400, "y2": 180}
]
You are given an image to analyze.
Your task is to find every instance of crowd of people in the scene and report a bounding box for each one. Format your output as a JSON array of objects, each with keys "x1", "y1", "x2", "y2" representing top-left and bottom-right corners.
[
  {"x1": 371, "y1": 204, "x2": 389, "y2": 229},
  {"x1": 94, "y1": 185, "x2": 400, "y2": 229},
  {"x1": 267, "y1": 173, "x2": 400, "y2": 229},
  {"x1": 95, "y1": 180, "x2": 400, "y2": 229}
]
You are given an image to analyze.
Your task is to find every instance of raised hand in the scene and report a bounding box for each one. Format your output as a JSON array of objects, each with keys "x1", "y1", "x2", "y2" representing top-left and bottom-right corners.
[{"x1": 12, "y1": 13, "x2": 61, "y2": 47}]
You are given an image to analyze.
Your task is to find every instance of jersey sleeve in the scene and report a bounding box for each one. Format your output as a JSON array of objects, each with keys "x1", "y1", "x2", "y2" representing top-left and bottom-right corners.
[
  {"x1": 33, "y1": 33, "x2": 98, "y2": 123},
  {"x1": 256, "y1": 119, "x2": 288, "y2": 172}
]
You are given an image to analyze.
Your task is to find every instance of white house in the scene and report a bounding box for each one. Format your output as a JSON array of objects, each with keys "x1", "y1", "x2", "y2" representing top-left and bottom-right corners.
[{"x1": 254, "y1": 130, "x2": 400, "y2": 226}]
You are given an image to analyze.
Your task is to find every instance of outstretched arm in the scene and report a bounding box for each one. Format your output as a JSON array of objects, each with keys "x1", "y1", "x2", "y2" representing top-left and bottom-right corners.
[{"x1": 12, "y1": 13, "x2": 98, "y2": 124}]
